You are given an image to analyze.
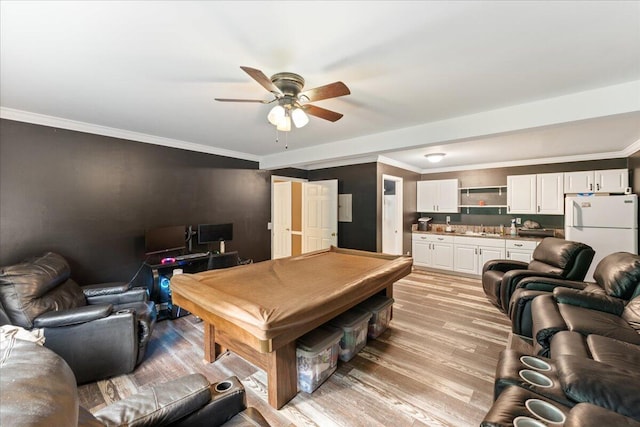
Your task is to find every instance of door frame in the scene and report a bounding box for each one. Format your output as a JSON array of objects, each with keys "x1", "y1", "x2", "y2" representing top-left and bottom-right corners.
[
  {"x1": 382, "y1": 174, "x2": 404, "y2": 255},
  {"x1": 271, "y1": 175, "x2": 307, "y2": 259}
]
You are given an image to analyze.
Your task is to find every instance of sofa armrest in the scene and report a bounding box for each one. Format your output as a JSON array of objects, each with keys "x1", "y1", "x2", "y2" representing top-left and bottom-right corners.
[
  {"x1": 516, "y1": 276, "x2": 590, "y2": 292},
  {"x1": 170, "y1": 376, "x2": 248, "y2": 427},
  {"x1": 84, "y1": 282, "x2": 148, "y2": 305},
  {"x1": 482, "y1": 259, "x2": 528, "y2": 275},
  {"x1": 93, "y1": 374, "x2": 213, "y2": 427},
  {"x1": 33, "y1": 304, "x2": 112, "y2": 328},
  {"x1": 500, "y1": 270, "x2": 568, "y2": 312},
  {"x1": 509, "y1": 288, "x2": 549, "y2": 337},
  {"x1": 532, "y1": 294, "x2": 568, "y2": 357},
  {"x1": 83, "y1": 282, "x2": 130, "y2": 296},
  {"x1": 553, "y1": 287, "x2": 626, "y2": 315}
]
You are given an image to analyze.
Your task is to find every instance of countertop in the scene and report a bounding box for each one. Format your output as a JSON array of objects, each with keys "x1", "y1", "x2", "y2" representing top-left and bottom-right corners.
[{"x1": 412, "y1": 230, "x2": 548, "y2": 241}]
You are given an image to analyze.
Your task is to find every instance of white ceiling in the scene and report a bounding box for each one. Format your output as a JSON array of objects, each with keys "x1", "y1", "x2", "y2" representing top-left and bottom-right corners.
[{"x1": 1, "y1": 1, "x2": 639, "y2": 172}]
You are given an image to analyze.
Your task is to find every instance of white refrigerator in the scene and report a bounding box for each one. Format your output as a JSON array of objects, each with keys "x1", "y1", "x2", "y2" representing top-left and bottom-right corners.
[{"x1": 565, "y1": 194, "x2": 638, "y2": 281}]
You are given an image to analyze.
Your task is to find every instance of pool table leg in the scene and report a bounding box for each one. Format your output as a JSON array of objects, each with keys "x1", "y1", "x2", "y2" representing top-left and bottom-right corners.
[
  {"x1": 267, "y1": 341, "x2": 298, "y2": 409},
  {"x1": 203, "y1": 322, "x2": 227, "y2": 363}
]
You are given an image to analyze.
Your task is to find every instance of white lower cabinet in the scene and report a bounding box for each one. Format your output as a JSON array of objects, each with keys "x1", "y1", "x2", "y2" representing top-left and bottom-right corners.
[
  {"x1": 506, "y1": 239, "x2": 538, "y2": 263},
  {"x1": 412, "y1": 234, "x2": 454, "y2": 270},
  {"x1": 453, "y1": 236, "x2": 506, "y2": 275},
  {"x1": 414, "y1": 233, "x2": 540, "y2": 275}
]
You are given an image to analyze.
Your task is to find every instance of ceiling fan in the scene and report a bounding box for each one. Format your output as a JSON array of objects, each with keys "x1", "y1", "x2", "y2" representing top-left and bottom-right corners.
[{"x1": 215, "y1": 66, "x2": 351, "y2": 131}]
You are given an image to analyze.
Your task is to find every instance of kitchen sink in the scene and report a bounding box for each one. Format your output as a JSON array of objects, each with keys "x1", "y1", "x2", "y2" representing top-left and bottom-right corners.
[{"x1": 462, "y1": 231, "x2": 502, "y2": 237}]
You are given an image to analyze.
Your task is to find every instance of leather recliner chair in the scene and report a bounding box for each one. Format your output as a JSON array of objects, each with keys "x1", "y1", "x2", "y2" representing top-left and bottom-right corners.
[
  {"x1": 531, "y1": 286, "x2": 640, "y2": 357},
  {"x1": 482, "y1": 237, "x2": 594, "y2": 313},
  {"x1": 0, "y1": 252, "x2": 157, "y2": 383},
  {"x1": 509, "y1": 252, "x2": 640, "y2": 338},
  {"x1": 0, "y1": 335, "x2": 269, "y2": 427}
]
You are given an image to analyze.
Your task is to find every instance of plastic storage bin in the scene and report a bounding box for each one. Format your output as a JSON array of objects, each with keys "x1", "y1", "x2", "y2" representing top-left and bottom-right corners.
[
  {"x1": 296, "y1": 326, "x2": 343, "y2": 393},
  {"x1": 330, "y1": 308, "x2": 372, "y2": 362},
  {"x1": 357, "y1": 295, "x2": 394, "y2": 339}
]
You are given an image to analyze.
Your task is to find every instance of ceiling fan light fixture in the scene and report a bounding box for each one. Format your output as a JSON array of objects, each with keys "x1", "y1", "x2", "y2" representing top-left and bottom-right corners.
[
  {"x1": 276, "y1": 110, "x2": 291, "y2": 132},
  {"x1": 425, "y1": 153, "x2": 446, "y2": 163},
  {"x1": 267, "y1": 105, "x2": 285, "y2": 126},
  {"x1": 291, "y1": 107, "x2": 309, "y2": 128}
]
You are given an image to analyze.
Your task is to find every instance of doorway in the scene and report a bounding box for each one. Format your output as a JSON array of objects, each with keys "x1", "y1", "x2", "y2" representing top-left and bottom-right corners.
[
  {"x1": 271, "y1": 176, "x2": 338, "y2": 259},
  {"x1": 382, "y1": 174, "x2": 403, "y2": 255}
]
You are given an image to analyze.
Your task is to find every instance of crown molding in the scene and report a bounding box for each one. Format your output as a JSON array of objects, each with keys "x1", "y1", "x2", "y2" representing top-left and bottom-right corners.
[
  {"x1": 420, "y1": 148, "x2": 635, "y2": 174},
  {"x1": 0, "y1": 107, "x2": 260, "y2": 163}
]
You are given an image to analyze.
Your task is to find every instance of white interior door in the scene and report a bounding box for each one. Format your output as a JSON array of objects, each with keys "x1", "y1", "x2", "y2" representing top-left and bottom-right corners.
[
  {"x1": 303, "y1": 180, "x2": 338, "y2": 253},
  {"x1": 272, "y1": 181, "x2": 292, "y2": 259},
  {"x1": 382, "y1": 175, "x2": 404, "y2": 255}
]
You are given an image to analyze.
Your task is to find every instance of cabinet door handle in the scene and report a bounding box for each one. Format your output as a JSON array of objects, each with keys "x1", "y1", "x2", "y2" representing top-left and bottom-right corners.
[
  {"x1": 437, "y1": 237, "x2": 444, "y2": 241},
  {"x1": 421, "y1": 236, "x2": 427, "y2": 240},
  {"x1": 507, "y1": 251, "x2": 510, "y2": 258},
  {"x1": 474, "y1": 248, "x2": 478, "y2": 255},
  {"x1": 537, "y1": 205, "x2": 540, "y2": 212},
  {"x1": 514, "y1": 243, "x2": 523, "y2": 247},
  {"x1": 479, "y1": 248, "x2": 482, "y2": 255},
  {"x1": 433, "y1": 205, "x2": 436, "y2": 211},
  {"x1": 589, "y1": 183, "x2": 593, "y2": 191},
  {"x1": 596, "y1": 183, "x2": 600, "y2": 191}
]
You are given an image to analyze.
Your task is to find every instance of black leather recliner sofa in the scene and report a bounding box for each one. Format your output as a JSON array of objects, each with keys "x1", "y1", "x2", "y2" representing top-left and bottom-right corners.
[
  {"x1": 0, "y1": 335, "x2": 268, "y2": 427},
  {"x1": 482, "y1": 237, "x2": 594, "y2": 313},
  {"x1": 0, "y1": 252, "x2": 156, "y2": 383},
  {"x1": 510, "y1": 251, "x2": 640, "y2": 338},
  {"x1": 481, "y1": 252, "x2": 640, "y2": 426}
]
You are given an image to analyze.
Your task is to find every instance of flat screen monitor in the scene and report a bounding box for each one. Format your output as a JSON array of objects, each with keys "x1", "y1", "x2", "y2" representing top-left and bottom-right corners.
[
  {"x1": 144, "y1": 225, "x2": 186, "y2": 255},
  {"x1": 198, "y1": 223, "x2": 233, "y2": 244}
]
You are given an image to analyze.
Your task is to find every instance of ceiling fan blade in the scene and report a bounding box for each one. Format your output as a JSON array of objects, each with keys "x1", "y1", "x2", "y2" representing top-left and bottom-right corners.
[
  {"x1": 240, "y1": 66, "x2": 283, "y2": 95},
  {"x1": 299, "y1": 81, "x2": 350, "y2": 102},
  {"x1": 303, "y1": 104, "x2": 344, "y2": 122},
  {"x1": 214, "y1": 97, "x2": 273, "y2": 103}
]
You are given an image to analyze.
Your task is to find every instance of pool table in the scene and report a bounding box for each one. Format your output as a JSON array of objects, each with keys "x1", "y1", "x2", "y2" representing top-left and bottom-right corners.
[{"x1": 170, "y1": 246, "x2": 413, "y2": 409}]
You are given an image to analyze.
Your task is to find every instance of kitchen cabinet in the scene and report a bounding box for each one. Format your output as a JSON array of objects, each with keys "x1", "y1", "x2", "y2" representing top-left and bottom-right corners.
[
  {"x1": 453, "y1": 236, "x2": 506, "y2": 275},
  {"x1": 564, "y1": 169, "x2": 629, "y2": 194},
  {"x1": 506, "y1": 239, "x2": 538, "y2": 263},
  {"x1": 507, "y1": 173, "x2": 563, "y2": 215},
  {"x1": 412, "y1": 233, "x2": 454, "y2": 270},
  {"x1": 536, "y1": 173, "x2": 564, "y2": 215},
  {"x1": 417, "y1": 179, "x2": 459, "y2": 213}
]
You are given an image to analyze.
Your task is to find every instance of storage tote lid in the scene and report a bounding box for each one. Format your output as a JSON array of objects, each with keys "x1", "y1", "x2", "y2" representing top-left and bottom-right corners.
[
  {"x1": 297, "y1": 326, "x2": 343, "y2": 353},
  {"x1": 329, "y1": 307, "x2": 372, "y2": 329},
  {"x1": 358, "y1": 295, "x2": 394, "y2": 313}
]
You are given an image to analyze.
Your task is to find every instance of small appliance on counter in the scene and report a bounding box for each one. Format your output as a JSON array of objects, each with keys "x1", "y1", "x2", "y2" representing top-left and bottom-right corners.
[
  {"x1": 418, "y1": 217, "x2": 432, "y2": 231},
  {"x1": 517, "y1": 220, "x2": 555, "y2": 238}
]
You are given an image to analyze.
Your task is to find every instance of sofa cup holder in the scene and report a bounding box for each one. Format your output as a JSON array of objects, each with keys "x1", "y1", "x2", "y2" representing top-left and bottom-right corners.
[
  {"x1": 519, "y1": 369, "x2": 553, "y2": 388},
  {"x1": 519, "y1": 356, "x2": 551, "y2": 372},
  {"x1": 214, "y1": 380, "x2": 233, "y2": 393},
  {"x1": 525, "y1": 399, "x2": 566, "y2": 424},
  {"x1": 513, "y1": 416, "x2": 546, "y2": 427}
]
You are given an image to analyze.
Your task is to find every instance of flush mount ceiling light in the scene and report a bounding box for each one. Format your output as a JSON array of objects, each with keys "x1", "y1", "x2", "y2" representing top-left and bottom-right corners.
[
  {"x1": 215, "y1": 66, "x2": 350, "y2": 133},
  {"x1": 425, "y1": 153, "x2": 446, "y2": 163}
]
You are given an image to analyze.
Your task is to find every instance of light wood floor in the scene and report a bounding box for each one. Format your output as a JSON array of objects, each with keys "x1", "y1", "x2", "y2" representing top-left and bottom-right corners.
[{"x1": 78, "y1": 269, "x2": 512, "y2": 426}]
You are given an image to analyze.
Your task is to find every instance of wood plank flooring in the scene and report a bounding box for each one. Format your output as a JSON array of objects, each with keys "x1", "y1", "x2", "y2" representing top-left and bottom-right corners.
[{"x1": 78, "y1": 269, "x2": 512, "y2": 426}]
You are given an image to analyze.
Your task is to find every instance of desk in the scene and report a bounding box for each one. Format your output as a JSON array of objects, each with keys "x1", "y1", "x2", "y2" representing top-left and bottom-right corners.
[
  {"x1": 145, "y1": 251, "x2": 238, "y2": 320},
  {"x1": 170, "y1": 246, "x2": 412, "y2": 409}
]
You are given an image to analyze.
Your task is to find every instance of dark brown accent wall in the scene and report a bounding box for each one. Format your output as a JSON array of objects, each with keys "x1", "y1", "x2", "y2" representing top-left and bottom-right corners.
[
  {"x1": 0, "y1": 119, "x2": 272, "y2": 285},
  {"x1": 309, "y1": 163, "x2": 378, "y2": 251}
]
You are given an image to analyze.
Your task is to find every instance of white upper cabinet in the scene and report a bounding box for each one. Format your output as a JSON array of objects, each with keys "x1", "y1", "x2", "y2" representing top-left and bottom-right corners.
[
  {"x1": 536, "y1": 173, "x2": 564, "y2": 215},
  {"x1": 417, "y1": 179, "x2": 459, "y2": 213},
  {"x1": 507, "y1": 173, "x2": 564, "y2": 215},
  {"x1": 507, "y1": 175, "x2": 536, "y2": 214},
  {"x1": 596, "y1": 169, "x2": 629, "y2": 193},
  {"x1": 564, "y1": 169, "x2": 629, "y2": 194}
]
